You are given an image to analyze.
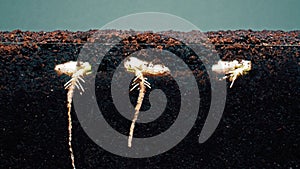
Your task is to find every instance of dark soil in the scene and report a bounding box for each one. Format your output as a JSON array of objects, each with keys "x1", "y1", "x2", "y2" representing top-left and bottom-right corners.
[{"x1": 0, "y1": 29, "x2": 299, "y2": 169}]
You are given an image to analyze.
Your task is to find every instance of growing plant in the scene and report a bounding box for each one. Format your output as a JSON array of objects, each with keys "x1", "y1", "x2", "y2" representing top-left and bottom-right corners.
[
  {"x1": 212, "y1": 60, "x2": 252, "y2": 88},
  {"x1": 124, "y1": 57, "x2": 170, "y2": 147},
  {"x1": 55, "y1": 60, "x2": 92, "y2": 169}
]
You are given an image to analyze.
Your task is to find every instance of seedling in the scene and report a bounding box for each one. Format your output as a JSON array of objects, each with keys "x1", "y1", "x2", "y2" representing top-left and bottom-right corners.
[
  {"x1": 124, "y1": 57, "x2": 170, "y2": 147},
  {"x1": 55, "y1": 60, "x2": 92, "y2": 169},
  {"x1": 212, "y1": 60, "x2": 251, "y2": 88}
]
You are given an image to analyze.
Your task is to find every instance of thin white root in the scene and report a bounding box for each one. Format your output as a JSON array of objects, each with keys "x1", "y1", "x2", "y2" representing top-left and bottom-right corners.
[
  {"x1": 74, "y1": 82, "x2": 80, "y2": 90},
  {"x1": 128, "y1": 75, "x2": 146, "y2": 147},
  {"x1": 222, "y1": 76, "x2": 228, "y2": 80},
  {"x1": 76, "y1": 80, "x2": 84, "y2": 92},
  {"x1": 144, "y1": 80, "x2": 150, "y2": 86},
  {"x1": 144, "y1": 81, "x2": 151, "y2": 89},
  {"x1": 78, "y1": 76, "x2": 85, "y2": 83},
  {"x1": 130, "y1": 83, "x2": 139, "y2": 92},
  {"x1": 65, "y1": 83, "x2": 72, "y2": 90},
  {"x1": 230, "y1": 79, "x2": 235, "y2": 88},
  {"x1": 133, "y1": 76, "x2": 140, "y2": 83},
  {"x1": 64, "y1": 78, "x2": 73, "y2": 87},
  {"x1": 128, "y1": 109, "x2": 139, "y2": 148},
  {"x1": 67, "y1": 81, "x2": 76, "y2": 169},
  {"x1": 130, "y1": 79, "x2": 150, "y2": 91}
]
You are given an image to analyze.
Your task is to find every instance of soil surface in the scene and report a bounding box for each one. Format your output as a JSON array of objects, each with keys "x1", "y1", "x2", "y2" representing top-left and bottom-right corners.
[{"x1": 0, "y1": 30, "x2": 299, "y2": 168}]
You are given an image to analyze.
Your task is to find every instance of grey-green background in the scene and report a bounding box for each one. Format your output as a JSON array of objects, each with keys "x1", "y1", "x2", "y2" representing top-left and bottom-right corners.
[{"x1": 0, "y1": 0, "x2": 299, "y2": 31}]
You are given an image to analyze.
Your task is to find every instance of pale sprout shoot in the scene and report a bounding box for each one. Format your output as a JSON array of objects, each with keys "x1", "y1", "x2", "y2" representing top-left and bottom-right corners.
[
  {"x1": 212, "y1": 60, "x2": 251, "y2": 88},
  {"x1": 55, "y1": 61, "x2": 92, "y2": 169},
  {"x1": 124, "y1": 57, "x2": 170, "y2": 147}
]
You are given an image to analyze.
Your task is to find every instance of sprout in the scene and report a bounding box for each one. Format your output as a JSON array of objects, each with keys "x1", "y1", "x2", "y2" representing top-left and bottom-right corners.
[
  {"x1": 55, "y1": 61, "x2": 92, "y2": 169},
  {"x1": 212, "y1": 60, "x2": 251, "y2": 88},
  {"x1": 124, "y1": 57, "x2": 170, "y2": 147}
]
